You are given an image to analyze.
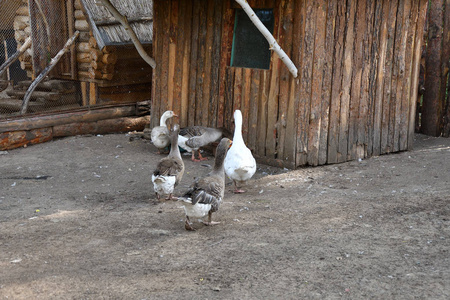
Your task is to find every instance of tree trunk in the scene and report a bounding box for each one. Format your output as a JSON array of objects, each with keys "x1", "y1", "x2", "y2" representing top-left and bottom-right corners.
[{"x1": 422, "y1": 0, "x2": 444, "y2": 136}]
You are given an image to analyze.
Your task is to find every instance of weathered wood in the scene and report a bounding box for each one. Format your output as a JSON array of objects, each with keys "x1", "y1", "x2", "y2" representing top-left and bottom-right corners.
[
  {"x1": 74, "y1": 9, "x2": 86, "y2": 20},
  {"x1": 89, "y1": 49, "x2": 103, "y2": 62},
  {"x1": 391, "y1": 0, "x2": 407, "y2": 153},
  {"x1": 97, "y1": 0, "x2": 156, "y2": 68},
  {"x1": 358, "y1": 0, "x2": 376, "y2": 159},
  {"x1": 0, "y1": 128, "x2": 53, "y2": 151},
  {"x1": 0, "y1": 105, "x2": 137, "y2": 133},
  {"x1": 75, "y1": 19, "x2": 90, "y2": 31},
  {"x1": 77, "y1": 52, "x2": 91, "y2": 63},
  {"x1": 399, "y1": 0, "x2": 418, "y2": 150},
  {"x1": 408, "y1": 0, "x2": 429, "y2": 148},
  {"x1": 209, "y1": 0, "x2": 223, "y2": 128},
  {"x1": 52, "y1": 116, "x2": 149, "y2": 137},
  {"x1": 307, "y1": 0, "x2": 326, "y2": 166},
  {"x1": 201, "y1": 0, "x2": 215, "y2": 126},
  {"x1": 217, "y1": 4, "x2": 234, "y2": 128},
  {"x1": 443, "y1": 0, "x2": 450, "y2": 137},
  {"x1": 76, "y1": 42, "x2": 91, "y2": 53},
  {"x1": 13, "y1": 15, "x2": 29, "y2": 30},
  {"x1": 21, "y1": 31, "x2": 80, "y2": 114},
  {"x1": 327, "y1": 2, "x2": 346, "y2": 164},
  {"x1": 318, "y1": 0, "x2": 337, "y2": 165},
  {"x1": 337, "y1": 0, "x2": 356, "y2": 162},
  {"x1": 6, "y1": 90, "x2": 61, "y2": 102},
  {"x1": 101, "y1": 53, "x2": 117, "y2": 65},
  {"x1": 15, "y1": 6, "x2": 29, "y2": 16},
  {"x1": 380, "y1": 0, "x2": 399, "y2": 154},
  {"x1": 422, "y1": 0, "x2": 444, "y2": 136},
  {"x1": 347, "y1": 0, "x2": 366, "y2": 160}
]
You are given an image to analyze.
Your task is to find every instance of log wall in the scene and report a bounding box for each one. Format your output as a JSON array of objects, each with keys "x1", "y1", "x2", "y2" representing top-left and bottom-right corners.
[{"x1": 153, "y1": 0, "x2": 428, "y2": 168}]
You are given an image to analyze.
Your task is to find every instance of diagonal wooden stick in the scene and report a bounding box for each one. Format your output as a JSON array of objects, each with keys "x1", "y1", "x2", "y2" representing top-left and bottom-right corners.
[
  {"x1": 235, "y1": 0, "x2": 298, "y2": 78},
  {"x1": 97, "y1": 0, "x2": 156, "y2": 69},
  {"x1": 0, "y1": 37, "x2": 32, "y2": 78},
  {"x1": 21, "y1": 31, "x2": 80, "y2": 115}
]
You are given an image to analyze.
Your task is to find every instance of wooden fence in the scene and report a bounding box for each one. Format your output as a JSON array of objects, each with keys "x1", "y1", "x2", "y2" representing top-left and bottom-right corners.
[
  {"x1": 152, "y1": 0, "x2": 428, "y2": 168},
  {"x1": 421, "y1": 0, "x2": 450, "y2": 137}
]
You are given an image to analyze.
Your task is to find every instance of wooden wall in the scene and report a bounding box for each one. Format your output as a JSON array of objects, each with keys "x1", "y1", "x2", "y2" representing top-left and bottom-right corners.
[{"x1": 152, "y1": 0, "x2": 428, "y2": 168}]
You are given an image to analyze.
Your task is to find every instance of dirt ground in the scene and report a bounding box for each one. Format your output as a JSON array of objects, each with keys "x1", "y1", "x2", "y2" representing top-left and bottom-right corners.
[{"x1": 0, "y1": 132, "x2": 449, "y2": 299}]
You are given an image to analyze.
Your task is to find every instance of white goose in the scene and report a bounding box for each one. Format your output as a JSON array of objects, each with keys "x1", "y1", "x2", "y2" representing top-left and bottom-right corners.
[
  {"x1": 151, "y1": 110, "x2": 178, "y2": 154},
  {"x1": 224, "y1": 110, "x2": 256, "y2": 193}
]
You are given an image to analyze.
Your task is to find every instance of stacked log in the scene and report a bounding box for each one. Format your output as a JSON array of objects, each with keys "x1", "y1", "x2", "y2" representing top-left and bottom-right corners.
[
  {"x1": 74, "y1": 0, "x2": 117, "y2": 81},
  {"x1": 13, "y1": 0, "x2": 32, "y2": 78}
]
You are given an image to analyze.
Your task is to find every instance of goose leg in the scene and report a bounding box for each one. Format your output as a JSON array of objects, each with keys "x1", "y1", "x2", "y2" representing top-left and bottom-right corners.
[
  {"x1": 197, "y1": 151, "x2": 208, "y2": 161},
  {"x1": 185, "y1": 216, "x2": 196, "y2": 231},
  {"x1": 202, "y1": 211, "x2": 220, "y2": 226},
  {"x1": 233, "y1": 180, "x2": 245, "y2": 194},
  {"x1": 165, "y1": 193, "x2": 178, "y2": 201}
]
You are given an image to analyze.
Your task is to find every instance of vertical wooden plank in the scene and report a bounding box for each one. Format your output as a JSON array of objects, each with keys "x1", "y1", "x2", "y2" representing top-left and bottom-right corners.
[
  {"x1": 372, "y1": 0, "x2": 390, "y2": 156},
  {"x1": 248, "y1": 69, "x2": 260, "y2": 152},
  {"x1": 218, "y1": 4, "x2": 234, "y2": 128},
  {"x1": 367, "y1": 0, "x2": 384, "y2": 157},
  {"x1": 307, "y1": 0, "x2": 326, "y2": 166},
  {"x1": 224, "y1": 67, "x2": 235, "y2": 130},
  {"x1": 180, "y1": 0, "x2": 192, "y2": 128},
  {"x1": 257, "y1": 70, "x2": 269, "y2": 157},
  {"x1": 266, "y1": 0, "x2": 282, "y2": 159},
  {"x1": 422, "y1": 0, "x2": 445, "y2": 136},
  {"x1": 160, "y1": 0, "x2": 171, "y2": 116},
  {"x1": 195, "y1": 0, "x2": 208, "y2": 125},
  {"x1": 408, "y1": 0, "x2": 428, "y2": 148},
  {"x1": 89, "y1": 82, "x2": 97, "y2": 105},
  {"x1": 284, "y1": 0, "x2": 300, "y2": 164},
  {"x1": 173, "y1": 0, "x2": 183, "y2": 120},
  {"x1": 66, "y1": 0, "x2": 77, "y2": 79},
  {"x1": 318, "y1": 0, "x2": 337, "y2": 165},
  {"x1": 151, "y1": 0, "x2": 160, "y2": 128},
  {"x1": 391, "y1": 0, "x2": 408, "y2": 152},
  {"x1": 348, "y1": 0, "x2": 367, "y2": 160},
  {"x1": 327, "y1": 0, "x2": 346, "y2": 164},
  {"x1": 296, "y1": 0, "x2": 314, "y2": 166},
  {"x1": 337, "y1": 0, "x2": 356, "y2": 163},
  {"x1": 233, "y1": 68, "x2": 243, "y2": 114},
  {"x1": 358, "y1": 0, "x2": 376, "y2": 159},
  {"x1": 380, "y1": 0, "x2": 399, "y2": 154},
  {"x1": 188, "y1": 0, "x2": 200, "y2": 127},
  {"x1": 201, "y1": 0, "x2": 215, "y2": 126},
  {"x1": 277, "y1": 0, "x2": 293, "y2": 161},
  {"x1": 241, "y1": 68, "x2": 252, "y2": 142},
  {"x1": 167, "y1": 43, "x2": 176, "y2": 111},
  {"x1": 399, "y1": 0, "x2": 418, "y2": 150},
  {"x1": 80, "y1": 81, "x2": 88, "y2": 106},
  {"x1": 209, "y1": 0, "x2": 223, "y2": 128}
]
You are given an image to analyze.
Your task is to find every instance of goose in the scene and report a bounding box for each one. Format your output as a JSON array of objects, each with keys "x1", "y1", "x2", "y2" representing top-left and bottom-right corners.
[
  {"x1": 178, "y1": 126, "x2": 228, "y2": 162},
  {"x1": 151, "y1": 110, "x2": 178, "y2": 154},
  {"x1": 224, "y1": 110, "x2": 256, "y2": 193},
  {"x1": 178, "y1": 137, "x2": 232, "y2": 231},
  {"x1": 152, "y1": 124, "x2": 184, "y2": 200}
]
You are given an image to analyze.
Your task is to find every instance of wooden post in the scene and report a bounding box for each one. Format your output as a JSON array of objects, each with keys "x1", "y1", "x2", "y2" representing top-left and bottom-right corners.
[
  {"x1": 422, "y1": 0, "x2": 444, "y2": 136},
  {"x1": 441, "y1": 0, "x2": 450, "y2": 137},
  {"x1": 20, "y1": 31, "x2": 80, "y2": 115}
]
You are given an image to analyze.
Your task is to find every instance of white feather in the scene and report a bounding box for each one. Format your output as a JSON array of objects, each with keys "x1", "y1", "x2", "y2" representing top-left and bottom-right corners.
[
  {"x1": 224, "y1": 110, "x2": 256, "y2": 182},
  {"x1": 152, "y1": 174, "x2": 177, "y2": 196},
  {"x1": 179, "y1": 198, "x2": 212, "y2": 219}
]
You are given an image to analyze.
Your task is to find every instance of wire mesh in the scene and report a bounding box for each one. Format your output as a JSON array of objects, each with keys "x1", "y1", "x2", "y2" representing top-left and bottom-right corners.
[{"x1": 0, "y1": 0, "x2": 84, "y2": 119}]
